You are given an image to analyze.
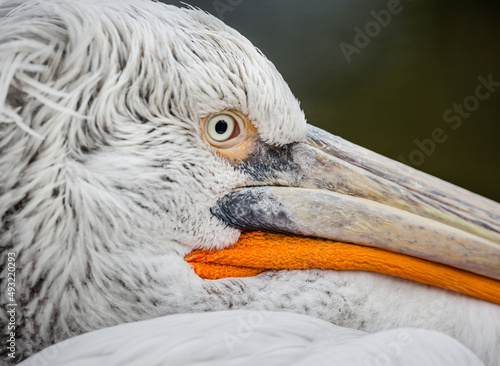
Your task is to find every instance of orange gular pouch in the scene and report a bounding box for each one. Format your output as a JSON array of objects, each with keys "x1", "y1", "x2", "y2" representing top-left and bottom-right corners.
[{"x1": 185, "y1": 231, "x2": 500, "y2": 305}]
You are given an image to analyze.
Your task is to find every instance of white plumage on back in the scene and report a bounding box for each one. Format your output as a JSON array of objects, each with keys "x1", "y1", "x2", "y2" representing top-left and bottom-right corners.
[{"x1": 20, "y1": 311, "x2": 484, "y2": 366}]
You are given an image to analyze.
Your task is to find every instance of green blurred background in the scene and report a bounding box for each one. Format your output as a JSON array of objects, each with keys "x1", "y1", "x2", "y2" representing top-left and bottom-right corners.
[{"x1": 161, "y1": 0, "x2": 500, "y2": 202}]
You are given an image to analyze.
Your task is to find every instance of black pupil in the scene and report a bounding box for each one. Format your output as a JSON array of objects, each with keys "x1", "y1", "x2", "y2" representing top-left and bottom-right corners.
[{"x1": 215, "y1": 120, "x2": 228, "y2": 134}]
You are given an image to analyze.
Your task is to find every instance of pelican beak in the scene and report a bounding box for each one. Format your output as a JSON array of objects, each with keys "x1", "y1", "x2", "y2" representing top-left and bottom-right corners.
[{"x1": 211, "y1": 124, "x2": 500, "y2": 282}]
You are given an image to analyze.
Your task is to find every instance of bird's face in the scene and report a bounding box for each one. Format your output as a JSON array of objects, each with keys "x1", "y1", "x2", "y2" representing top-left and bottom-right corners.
[
  {"x1": 2, "y1": 0, "x2": 500, "y2": 355},
  {"x1": 2, "y1": 1, "x2": 311, "y2": 340},
  {"x1": 64, "y1": 3, "x2": 312, "y2": 254}
]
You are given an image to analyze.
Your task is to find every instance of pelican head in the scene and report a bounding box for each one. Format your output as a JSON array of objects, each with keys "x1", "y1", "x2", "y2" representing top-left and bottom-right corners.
[{"x1": 1, "y1": 0, "x2": 499, "y2": 364}]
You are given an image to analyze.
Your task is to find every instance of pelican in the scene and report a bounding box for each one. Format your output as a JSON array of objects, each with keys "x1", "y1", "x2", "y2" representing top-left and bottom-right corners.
[{"x1": 1, "y1": 0, "x2": 499, "y2": 365}]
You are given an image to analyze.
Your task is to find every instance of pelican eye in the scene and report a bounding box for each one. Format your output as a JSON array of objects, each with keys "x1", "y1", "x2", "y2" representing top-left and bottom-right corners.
[{"x1": 204, "y1": 111, "x2": 246, "y2": 148}]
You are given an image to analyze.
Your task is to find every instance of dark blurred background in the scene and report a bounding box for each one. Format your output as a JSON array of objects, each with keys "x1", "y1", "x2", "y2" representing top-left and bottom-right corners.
[{"x1": 161, "y1": 0, "x2": 500, "y2": 202}]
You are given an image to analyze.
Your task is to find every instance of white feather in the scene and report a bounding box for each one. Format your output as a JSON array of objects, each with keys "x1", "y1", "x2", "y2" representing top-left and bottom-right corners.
[{"x1": 20, "y1": 311, "x2": 484, "y2": 366}]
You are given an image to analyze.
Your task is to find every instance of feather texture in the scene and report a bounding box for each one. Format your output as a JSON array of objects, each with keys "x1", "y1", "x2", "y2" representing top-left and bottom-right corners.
[{"x1": 20, "y1": 311, "x2": 485, "y2": 366}]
